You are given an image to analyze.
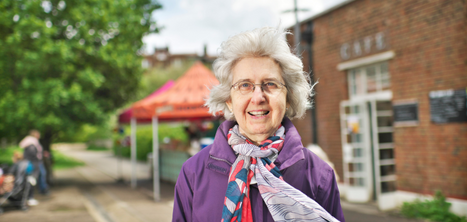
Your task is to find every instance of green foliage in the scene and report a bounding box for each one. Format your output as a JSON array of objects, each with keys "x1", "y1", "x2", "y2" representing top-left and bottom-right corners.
[
  {"x1": 401, "y1": 190, "x2": 467, "y2": 222},
  {"x1": 55, "y1": 116, "x2": 115, "y2": 142},
  {"x1": 0, "y1": 0, "x2": 162, "y2": 147},
  {"x1": 86, "y1": 145, "x2": 109, "y2": 151},
  {"x1": 136, "y1": 60, "x2": 196, "y2": 101},
  {"x1": 113, "y1": 123, "x2": 188, "y2": 161},
  {"x1": 0, "y1": 146, "x2": 84, "y2": 170},
  {"x1": 51, "y1": 149, "x2": 85, "y2": 170},
  {"x1": 0, "y1": 146, "x2": 23, "y2": 165}
]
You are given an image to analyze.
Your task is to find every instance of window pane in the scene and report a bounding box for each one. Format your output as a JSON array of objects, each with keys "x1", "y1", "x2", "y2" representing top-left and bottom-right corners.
[
  {"x1": 355, "y1": 71, "x2": 365, "y2": 95},
  {"x1": 353, "y1": 148, "x2": 364, "y2": 158},
  {"x1": 349, "y1": 133, "x2": 362, "y2": 143},
  {"x1": 380, "y1": 165, "x2": 396, "y2": 176},
  {"x1": 380, "y1": 63, "x2": 390, "y2": 90},
  {"x1": 349, "y1": 177, "x2": 365, "y2": 187},
  {"x1": 380, "y1": 149, "x2": 394, "y2": 160},
  {"x1": 347, "y1": 134, "x2": 362, "y2": 143},
  {"x1": 380, "y1": 62, "x2": 388, "y2": 74},
  {"x1": 348, "y1": 62, "x2": 390, "y2": 97},
  {"x1": 348, "y1": 163, "x2": 364, "y2": 172},
  {"x1": 351, "y1": 105, "x2": 360, "y2": 114},
  {"x1": 378, "y1": 132, "x2": 393, "y2": 143},
  {"x1": 377, "y1": 116, "x2": 393, "y2": 127},
  {"x1": 381, "y1": 77, "x2": 391, "y2": 90},
  {"x1": 348, "y1": 70, "x2": 356, "y2": 96},
  {"x1": 381, "y1": 181, "x2": 396, "y2": 193},
  {"x1": 366, "y1": 66, "x2": 377, "y2": 93},
  {"x1": 376, "y1": 101, "x2": 392, "y2": 111}
]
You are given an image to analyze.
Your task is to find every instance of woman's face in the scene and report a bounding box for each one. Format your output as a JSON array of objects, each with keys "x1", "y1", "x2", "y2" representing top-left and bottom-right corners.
[{"x1": 226, "y1": 57, "x2": 287, "y2": 144}]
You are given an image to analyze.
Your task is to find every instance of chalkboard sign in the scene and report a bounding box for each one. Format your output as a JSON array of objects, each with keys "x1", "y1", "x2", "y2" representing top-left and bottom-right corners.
[
  {"x1": 429, "y1": 88, "x2": 467, "y2": 123},
  {"x1": 394, "y1": 102, "x2": 418, "y2": 122}
]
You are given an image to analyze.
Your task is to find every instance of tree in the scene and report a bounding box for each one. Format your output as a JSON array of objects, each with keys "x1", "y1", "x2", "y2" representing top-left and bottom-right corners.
[{"x1": 0, "y1": 0, "x2": 162, "y2": 150}]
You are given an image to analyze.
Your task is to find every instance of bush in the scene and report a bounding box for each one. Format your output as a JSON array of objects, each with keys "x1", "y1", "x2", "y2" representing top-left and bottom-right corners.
[
  {"x1": 0, "y1": 146, "x2": 23, "y2": 165},
  {"x1": 113, "y1": 123, "x2": 188, "y2": 161},
  {"x1": 56, "y1": 122, "x2": 114, "y2": 143},
  {"x1": 401, "y1": 190, "x2": 467, "y2": 222},
  {"x1": 86, "y1": 145, "x2": 109, "y2": 151}
]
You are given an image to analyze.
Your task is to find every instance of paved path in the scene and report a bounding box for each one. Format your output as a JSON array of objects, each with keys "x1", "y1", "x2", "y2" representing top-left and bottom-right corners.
[{"x1": 1, "y1": 146, "x2": 422, "y2": 222}]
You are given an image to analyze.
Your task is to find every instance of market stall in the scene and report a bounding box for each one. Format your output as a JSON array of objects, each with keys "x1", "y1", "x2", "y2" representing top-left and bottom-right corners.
[{"x1": 131, "y1": 61, "x2": 220, "y2": 201}]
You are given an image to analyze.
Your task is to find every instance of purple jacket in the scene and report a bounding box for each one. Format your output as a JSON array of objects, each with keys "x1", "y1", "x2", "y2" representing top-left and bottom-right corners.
[{"x1": 173, "y1": 118, "x2": 345, "y2": 222}]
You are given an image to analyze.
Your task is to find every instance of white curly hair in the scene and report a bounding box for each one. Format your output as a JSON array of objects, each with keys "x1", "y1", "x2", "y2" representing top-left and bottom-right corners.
[{"x1": 205, "y1": 26, "x2": 313, "y2": 121}]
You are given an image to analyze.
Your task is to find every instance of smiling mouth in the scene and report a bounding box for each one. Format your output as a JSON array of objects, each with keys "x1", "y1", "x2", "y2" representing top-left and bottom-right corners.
[{"x1": 248, "y1": 111, "x2": 270, "y2": 116}]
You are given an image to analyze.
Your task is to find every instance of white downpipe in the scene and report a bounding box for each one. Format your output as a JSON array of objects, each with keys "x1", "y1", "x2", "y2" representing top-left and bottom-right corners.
[
  {"x1": 131, "y1": 117, "x2": 137, "y2": 189},
  {"x1": 152, "y1": 115, "x2": 161, "y2": 201}
]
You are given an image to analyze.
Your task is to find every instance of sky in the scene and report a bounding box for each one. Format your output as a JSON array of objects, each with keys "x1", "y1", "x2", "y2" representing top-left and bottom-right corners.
[{"x1": 142, "y1": 0, "x2": 347, "y2": 56}]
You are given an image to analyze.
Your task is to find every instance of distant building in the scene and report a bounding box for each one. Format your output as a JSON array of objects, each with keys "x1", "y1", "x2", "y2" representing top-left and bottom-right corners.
[
  {"x1": 142, "y1": 45, "x2": 216, "y2": 69},
  {"x1": 288, "y1": 0, "x2": 466, "y2": 215}
]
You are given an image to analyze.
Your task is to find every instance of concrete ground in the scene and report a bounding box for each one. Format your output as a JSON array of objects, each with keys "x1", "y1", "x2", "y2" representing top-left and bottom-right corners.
[{"x1": 0, "y1": 146, "x2": 422, "y2": 222}]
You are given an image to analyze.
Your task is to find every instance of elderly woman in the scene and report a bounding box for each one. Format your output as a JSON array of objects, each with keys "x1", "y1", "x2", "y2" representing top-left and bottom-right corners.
[{"x1": 172, "y1": 27, "x2": 345, "y2": 222}]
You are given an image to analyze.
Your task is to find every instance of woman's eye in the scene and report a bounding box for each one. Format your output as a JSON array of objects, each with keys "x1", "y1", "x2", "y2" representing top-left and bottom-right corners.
[
  {"x1": 240, "y1": 83, "x2": 252, "y2": 88},
  {"x1": 265, "y1": 82, "x2": 278, "y2": 88}
]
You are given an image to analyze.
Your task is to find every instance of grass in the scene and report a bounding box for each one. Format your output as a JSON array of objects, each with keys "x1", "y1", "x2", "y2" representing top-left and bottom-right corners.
[
  {"x1": 86, "y1": 145, "x2": 110, "y2": 151},
  {"x1": 52, "y1": 149, "x2": 85, "y2": 170},
  {"x1": 0, "y1": 146, "x2": 84, "y2": 170}
]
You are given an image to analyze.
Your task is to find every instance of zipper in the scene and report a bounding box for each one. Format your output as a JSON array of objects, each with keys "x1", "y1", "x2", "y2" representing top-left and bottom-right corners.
[{"x1": 209, "y1": 155, "x2": 233, "y2": 166}]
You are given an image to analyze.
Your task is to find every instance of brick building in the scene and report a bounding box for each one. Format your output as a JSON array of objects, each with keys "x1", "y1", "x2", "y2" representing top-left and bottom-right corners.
[
  {"x1": 289, "y1": 0, "x2": 467, "y2": 214},
  {"x1": 142, "y1": 45, "x2": 216, "y2": 69}
]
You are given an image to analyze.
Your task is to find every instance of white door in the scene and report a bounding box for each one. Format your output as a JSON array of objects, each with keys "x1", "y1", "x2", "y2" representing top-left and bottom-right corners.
[
  {"x1": 341, "y1": 99, "x2": 396, "y2": 205},
  {"x1": 370, "y1": 100, "x2": 397, "y2": 210},
  {"x1": 340, "y1": 101, "x2": 374, "y2": 202}
]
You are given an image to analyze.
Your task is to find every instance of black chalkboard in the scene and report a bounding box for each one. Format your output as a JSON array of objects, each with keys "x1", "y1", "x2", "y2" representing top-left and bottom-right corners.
[
  {"x1": 394, "y1": 103, "x2": 418, "y2": 123},
  {"x1": 429, "y1": 88, "x2": 467, "y2": 123}
]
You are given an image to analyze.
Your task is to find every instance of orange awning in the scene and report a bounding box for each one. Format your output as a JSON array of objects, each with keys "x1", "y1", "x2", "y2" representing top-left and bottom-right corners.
[{"x1": 132, "y1": 61, "x2": 220, "y2": 120}]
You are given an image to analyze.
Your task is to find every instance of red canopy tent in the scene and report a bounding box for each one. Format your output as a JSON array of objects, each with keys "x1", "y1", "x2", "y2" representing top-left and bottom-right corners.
[
  {"x1": 117, "y1": 80, "x2": 175, "y2": 124},
  {"x1": 132, "y1": 61, "x2": 220, "y2": 120},
  {"x1": 128, "y1": 62, "x2": 221, "y2": 200}
]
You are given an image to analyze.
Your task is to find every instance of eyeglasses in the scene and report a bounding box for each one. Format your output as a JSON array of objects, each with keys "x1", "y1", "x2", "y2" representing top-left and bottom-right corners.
[{"x1": 231, "y1": 80, "x2": 287, "y2": 95}]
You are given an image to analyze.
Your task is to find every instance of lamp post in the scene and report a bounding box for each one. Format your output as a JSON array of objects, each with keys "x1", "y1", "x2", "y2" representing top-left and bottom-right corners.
[{"x1": 282, "y1": 0, "x2": 309, "y2": 56}]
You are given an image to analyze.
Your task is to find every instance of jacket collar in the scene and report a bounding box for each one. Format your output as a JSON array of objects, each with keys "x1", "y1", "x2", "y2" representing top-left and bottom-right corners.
[{"x1": 209, "y1": 117, "x2": 305, "y2": 170}]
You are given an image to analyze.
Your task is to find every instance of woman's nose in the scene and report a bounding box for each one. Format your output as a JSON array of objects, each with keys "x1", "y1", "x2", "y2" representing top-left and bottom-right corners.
[{"x1": 251, "y1": 85, "x2": 266, "y2": 104}]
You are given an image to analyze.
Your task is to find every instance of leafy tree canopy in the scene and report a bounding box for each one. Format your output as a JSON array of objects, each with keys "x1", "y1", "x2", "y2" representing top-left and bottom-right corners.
[{"x1": 0, "y1": 0, "x2": 162, "y2": 148}]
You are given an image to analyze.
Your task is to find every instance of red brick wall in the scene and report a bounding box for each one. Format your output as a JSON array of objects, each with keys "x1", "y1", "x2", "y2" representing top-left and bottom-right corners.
[
  {"x1": 290, "y1": 0, "x2": 467, "y2": 196},
  {"x1": 386, "y1": 0, "x2": 467, "y2": 199}
]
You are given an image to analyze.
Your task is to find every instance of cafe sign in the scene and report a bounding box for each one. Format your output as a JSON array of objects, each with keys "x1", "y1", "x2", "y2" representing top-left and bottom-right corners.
[{"x1": 340, "y1": 32, "x2": 387, "y2": 60}]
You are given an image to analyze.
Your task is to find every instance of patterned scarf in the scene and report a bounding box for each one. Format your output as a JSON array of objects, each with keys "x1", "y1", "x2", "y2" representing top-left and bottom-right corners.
[{"x1": 221, "y1": 125, "x2": 340, "y2": 222}]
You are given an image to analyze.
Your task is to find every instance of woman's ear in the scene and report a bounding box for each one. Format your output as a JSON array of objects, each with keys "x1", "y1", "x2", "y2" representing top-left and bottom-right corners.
[{"x1": 226, "y1": 99, "x2": 233, "y2": 112}]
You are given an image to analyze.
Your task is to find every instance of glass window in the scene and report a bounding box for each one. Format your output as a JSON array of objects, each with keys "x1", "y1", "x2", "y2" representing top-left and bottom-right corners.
[
  {"x1": 349, "y1": 162, "x2": 364, "y2": 172},
  {"x1": 349, "y1": 177, "x2": 365, "y2": 187},
  {"x1": 376, "y1": 101, "x2": 392, "y2": 111},
  {"x1": 347, "y1": 62, "x2": 390, "y2": 98},
  {"x1": 378, "y1": 132, "x2": 393, "y2": 143},
  {"x1": 381, "y1": 181, "x2": 396, "y2": 193},
  {"x1": 380, "y1": 63, "x2": 391, "y2": 90},
  {"x1": 379, "y1": 149, "x2": 394, "y2": 160},
  {"x1": 353, "y1": 148, "x2": 364, "y2": 158},
  {"x1": 366, "y1": 66, "x2": 377, "y2": 93},
  {"x1": 377, "y1": 116, "x2": 393, "y2": 127},
  {"x1": 380, "y1": 165, "x2": 396, "y2": 176}
]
